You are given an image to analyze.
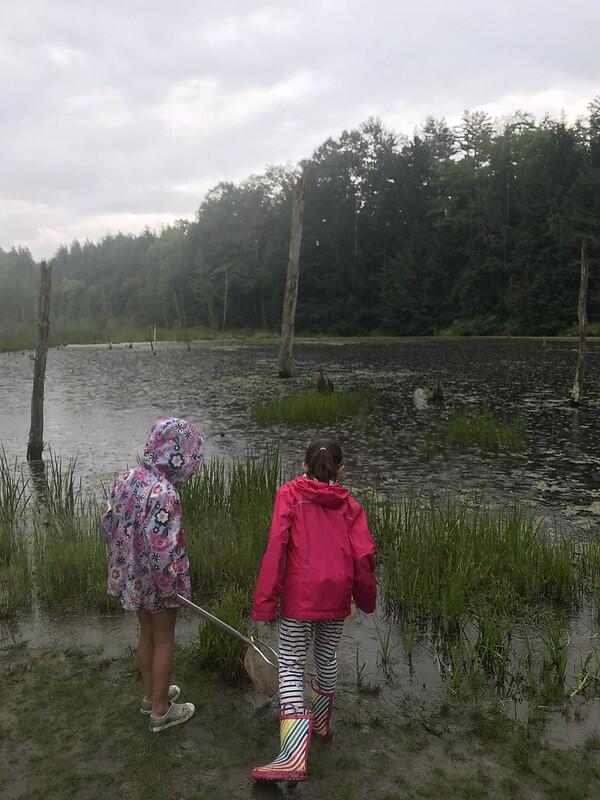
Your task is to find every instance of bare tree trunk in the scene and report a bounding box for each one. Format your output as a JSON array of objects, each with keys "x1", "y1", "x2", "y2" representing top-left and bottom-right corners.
[
  {"x1": 149, "y1": 326, "x2": 155, "y2": 354},
  {"x1": 27, "y1": 261, "x2": 52, "y2": 461},
  {"x1": 278, "y1": 174, "x2": 305, "y2": 378},
  {"x1": 222, "y1": 266, "x2": 229, "y2": 332},
  {"x1": 221, "y1": 266, "x2": 229, "y2": 331},
  {"x1": 179, "y1": 289, "x2": 191, "y2": 352},
  {"x1": 571, "y1": 237, "x2": 590, "y2": 405}
]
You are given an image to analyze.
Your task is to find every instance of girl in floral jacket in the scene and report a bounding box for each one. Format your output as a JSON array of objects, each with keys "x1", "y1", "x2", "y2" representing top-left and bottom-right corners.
[{"x1": 101, "y1": 417, "x2": 203, "y2": 733}]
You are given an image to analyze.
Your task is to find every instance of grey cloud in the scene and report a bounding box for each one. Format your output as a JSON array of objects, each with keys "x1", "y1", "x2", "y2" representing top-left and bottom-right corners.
[{"x1": 1, "y1": 0, "x2": 599, "y2": 257}]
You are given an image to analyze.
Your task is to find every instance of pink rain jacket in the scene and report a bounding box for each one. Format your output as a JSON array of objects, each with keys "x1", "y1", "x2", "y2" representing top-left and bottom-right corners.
[{"x1": 252, "y1": 476, "x2": 377, "y2": 621}]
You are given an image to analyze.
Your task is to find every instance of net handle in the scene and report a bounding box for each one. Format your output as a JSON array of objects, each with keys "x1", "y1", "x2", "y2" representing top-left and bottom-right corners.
[{"x1": 175, "y1": 594, "x2": 279, "y2": 669}]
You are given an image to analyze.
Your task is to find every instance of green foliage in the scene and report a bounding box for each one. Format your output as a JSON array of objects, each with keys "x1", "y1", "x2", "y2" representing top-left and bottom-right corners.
[
  {"x1": 251, "y1": 390, "x2": 368, "y2": 425},
  {"x1": 369, "y1": 493, "x2": 579, "y2": 627},
  {"x1": 190, "y1": 585, "x2": 251, "y2": 682},
  {"x1": 181, "y1": 451, "x2": 281, "y2": 602},
  {"x1": 0, "y1": 450, "x2": 31, "y2": 617},
  {"x1": 0, "y1": 511, "x2": 30, "y2": 618},
  {"x1": 33, "y1": 499, "x2": 112, "y2": 609},
  {"x1": 3, "y1": 99, "x2": 600, "y2": 343},
  {"x1": 446, "y1": 409, "x2": 525, "y2": 450}
]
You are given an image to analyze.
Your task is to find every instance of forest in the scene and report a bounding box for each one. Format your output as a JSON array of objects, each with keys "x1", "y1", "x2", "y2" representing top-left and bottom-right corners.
[{"x1": 2, "y1": 98, "x2": 600, "y2": 338}]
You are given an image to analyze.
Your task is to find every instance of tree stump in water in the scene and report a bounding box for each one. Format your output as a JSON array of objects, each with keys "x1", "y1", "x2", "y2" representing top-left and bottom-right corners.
[
  {"x1": 571, "y1": 238, "x2": 590, "y2": 405},
  {"x1": 316, "y1": 369, "x2": 334, "y2": 394}
]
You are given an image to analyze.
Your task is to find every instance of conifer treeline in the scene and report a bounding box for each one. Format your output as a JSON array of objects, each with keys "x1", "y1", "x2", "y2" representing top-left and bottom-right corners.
[{"x1": 2, "y1": 99, "x2": 599, "y2": 337}]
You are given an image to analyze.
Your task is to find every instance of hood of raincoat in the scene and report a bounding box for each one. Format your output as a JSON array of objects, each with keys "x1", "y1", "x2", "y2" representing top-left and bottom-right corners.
[
  {"x1": 292, "y1": 475, "x2": 349, "y2": 507},
  {"x1": 142, "y1": 417, "x2": 204, "y2": 485}
]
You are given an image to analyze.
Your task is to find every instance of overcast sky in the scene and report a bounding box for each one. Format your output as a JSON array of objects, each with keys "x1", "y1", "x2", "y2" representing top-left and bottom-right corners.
[{"x1": 2, "y1": 0, "x2": 599, "y2": 259}]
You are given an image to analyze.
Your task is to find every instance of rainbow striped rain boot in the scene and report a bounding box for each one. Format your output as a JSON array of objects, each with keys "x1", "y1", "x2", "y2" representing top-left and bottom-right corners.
[
  {"x1": 251, "y1": 711, "x2": 313, "y2": 782},
  {"x1": 311, "y1": 681, "x2": 335, "y2": 740}
]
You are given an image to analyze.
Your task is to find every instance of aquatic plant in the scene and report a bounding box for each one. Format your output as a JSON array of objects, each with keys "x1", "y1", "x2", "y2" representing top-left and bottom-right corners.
[
  {"x1": 354, "y1": 645, "x2": 367, "y2": 690},
  {"x1": 182, "y1": 450, "x2": 281, "y2": 599},
  {"x1": 446, "y1": 408, "x2": 525, "y2": 451},
  {"x1": 0, "y1": 450, "x2": 31, "y2": 617},
  {"x1": 375, "y1": 620, "x2": 396, "y2": 681},
  {"x1": 5, "y1": 447, "x2": 600, "y2": 707},
  {"x1": 251, "y1": 390, "x2": 368, "y2": 425},
  {"x1": 190, "y1": 585, "x2": 251, "y2": 682},
  {"x1": 39, "y1": 452, "x2": 81, "y2": 516},
  {"x1": 0, "y1": 528, "x2": 30, "y2": 617},
  {"x1": 32, "y1": 498, "x2": 111, "y2": 609},
  {"x1": 370, "y1": 493, "x2": 578, "y2": 627},
  {"x1": 0, "y1": 448, "x2": 29, "y2": 525}
]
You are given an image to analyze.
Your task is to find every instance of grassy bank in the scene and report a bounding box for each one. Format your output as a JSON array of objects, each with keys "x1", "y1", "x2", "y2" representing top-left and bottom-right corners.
[
  {"x1": 4, "y1": 326, "x2": 599, "y2": 355},
  {"x1": 0, "y1": 325, "x2": 279, "y2": 354},
  {"x1": 3, "y1": 451, "x2": 600, "y2": 701},
  {"x1": 0, "y1": 450, "x2": 280, "y2": 617}
]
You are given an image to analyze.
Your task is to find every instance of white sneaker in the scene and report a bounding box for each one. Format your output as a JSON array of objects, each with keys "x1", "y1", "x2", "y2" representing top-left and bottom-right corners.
[
  {"x1": 140, "y1": 685, "x2": 181, "y2": 714},
  {"x1": 149, "y1": 701, "x2": 195, "y2": 733}
]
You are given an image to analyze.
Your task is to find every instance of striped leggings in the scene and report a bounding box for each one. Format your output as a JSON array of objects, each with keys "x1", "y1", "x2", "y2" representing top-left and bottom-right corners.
[{"x1": 278, "y1": 617, "x2": 345, "y2": 711}]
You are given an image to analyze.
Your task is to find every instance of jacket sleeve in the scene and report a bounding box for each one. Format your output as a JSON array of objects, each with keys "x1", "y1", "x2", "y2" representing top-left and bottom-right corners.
[
  {"x1": 348, "y1": 504, "x2": 377, "y2": 614},
  {"x1": 252, "y1": 486, "x2": 294, "y2": 621},
  {"x1": 143, "y1": 484, "x2": 189, "y2": 597}
]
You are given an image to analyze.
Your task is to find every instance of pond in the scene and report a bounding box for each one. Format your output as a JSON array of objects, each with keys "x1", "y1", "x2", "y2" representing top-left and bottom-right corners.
[
  {"x1": 1, "y1": 337, "x2": 599, "y2": 525},
  {"x1": 1, "y1": 337, "x2": 600, "y2": 747}
]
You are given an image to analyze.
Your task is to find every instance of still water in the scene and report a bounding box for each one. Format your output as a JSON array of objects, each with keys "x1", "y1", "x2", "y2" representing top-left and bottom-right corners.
[{"x1": 1, "y1": 337, "x2": 599, "y2": 524}]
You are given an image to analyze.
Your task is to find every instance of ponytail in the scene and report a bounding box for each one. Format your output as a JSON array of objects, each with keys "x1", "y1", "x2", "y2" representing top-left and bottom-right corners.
[{"x1": 304, "y1": 439, "x2": 343, "y2": 484}]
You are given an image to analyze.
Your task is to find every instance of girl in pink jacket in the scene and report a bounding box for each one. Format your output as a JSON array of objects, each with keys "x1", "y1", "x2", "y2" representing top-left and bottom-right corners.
[{"x1": 251, "y1": 438, "x2": 377, "y2": 783}]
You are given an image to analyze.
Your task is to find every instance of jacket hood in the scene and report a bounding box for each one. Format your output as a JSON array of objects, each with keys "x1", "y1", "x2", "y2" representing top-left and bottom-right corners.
[
  {"x1": 291, "y1": 475, "x2": 349, "y2": 508},
  {"x1": 142, "y1": 417, "x2": 204, "y2": 485}
]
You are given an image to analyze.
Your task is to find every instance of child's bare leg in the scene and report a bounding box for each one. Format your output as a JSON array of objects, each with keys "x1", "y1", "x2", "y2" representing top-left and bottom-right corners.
[
  {"x1": 137, "y1": 610, "x2": 154, "y2": 700},
  {"x1": 151, "y1": 608, "x2": 178, "y2": 716}
]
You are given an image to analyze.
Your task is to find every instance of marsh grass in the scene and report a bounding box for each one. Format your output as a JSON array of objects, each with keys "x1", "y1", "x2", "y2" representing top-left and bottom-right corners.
[
  {"x1": 0, "y1": 324, "x2": 277, "y2": 353},
  {"x1": 251, "y1": 390, "x2": 368, "y2": 425},
  {"x1": 33, "y1": 498, "x2": 112, "y2": 609},
  {"x1": 370, "y1": 493, "x2": 578, "y2": 629},
  {"x1": 368, "y1": 491, "x2": 600, "y2": 700},
  {"x1": 0, "y1": 449, "x2": 29, "y2": 523},
  {"x1": 182, "y1": 450, "x2": 281, "y2": 598},
  {"x1": 446, "y1": 408, "x2": 525, "y2": 451},
  {"x1": 5, "y1": 448, "x2": 600, "y2": 700},
  {"x1": 190, "y1": 585, "x2": 251, "y2": 682},
  {"x1": 0, "y1": 524, "x2": 30, "y2": 617},
  {"x1": 0, "y1": 451, "x2": 31, "y2": 617}
]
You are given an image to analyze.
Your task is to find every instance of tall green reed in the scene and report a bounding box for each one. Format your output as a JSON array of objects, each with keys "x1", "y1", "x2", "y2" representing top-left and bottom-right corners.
[
  {"x1": 0, "y1": 450, "x2": 31, "y2": 616},
  {"x1": 369, "y1": 493, "x2": 578, "y2": 628},
  {"x1": 446, "y1": 408, "x2": 525, "y2": 451},
  {"x1": 32, "y1": 495, "x2": 110, "y2": 609},
  {"x1": 251, "y1": 390, "x2": 368, "y2": 425},
  {"x1": 181, "y1": 449, "x2": 281, "y2": 599},
  {"x1": 190, "y1": 585, "x2": 251, "y2": 682}
]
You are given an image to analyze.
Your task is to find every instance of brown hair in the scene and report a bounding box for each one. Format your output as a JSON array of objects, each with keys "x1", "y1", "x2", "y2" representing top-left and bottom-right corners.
[{"x1": 304, "y1": 439, "x2": 343, "y2": 484}]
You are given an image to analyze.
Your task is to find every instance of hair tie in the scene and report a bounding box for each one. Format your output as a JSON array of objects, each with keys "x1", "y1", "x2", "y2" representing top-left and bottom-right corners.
[{"x1": 319, "y1": 446, "x2": 328, "y2": 452}]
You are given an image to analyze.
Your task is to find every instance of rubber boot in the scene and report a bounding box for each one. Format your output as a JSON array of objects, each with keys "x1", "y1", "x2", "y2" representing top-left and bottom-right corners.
[
  {"x1": 251, "y1": 710, "x2": 313, "y2": 782},
  {"x1": 311, "y1": 680, "x2": 335, "y2": 740}
]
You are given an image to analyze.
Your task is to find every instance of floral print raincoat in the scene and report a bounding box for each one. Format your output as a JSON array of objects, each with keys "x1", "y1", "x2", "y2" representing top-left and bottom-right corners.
[{"x1": 101, "y1": 418, "x2": 204, "y2": 611}]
